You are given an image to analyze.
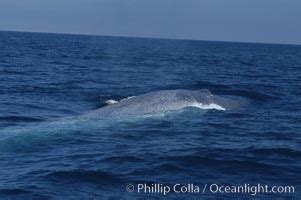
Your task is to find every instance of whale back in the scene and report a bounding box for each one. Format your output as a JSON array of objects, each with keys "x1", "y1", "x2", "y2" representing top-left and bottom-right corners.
[
  {"x1": 101, "y1": 90, "x2": 198, "y2": 116},
  {"x1": 197, "y1": 89, "x2": 212, "y2": 96},
  {"x1": 87, "y1": 89, "x2": 241, "y2": 118}
]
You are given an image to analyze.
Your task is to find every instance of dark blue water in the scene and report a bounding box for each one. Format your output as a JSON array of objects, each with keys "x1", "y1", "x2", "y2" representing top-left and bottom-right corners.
[{"x1": 0, "y1": 31, "x2": 300, "y2": 200}]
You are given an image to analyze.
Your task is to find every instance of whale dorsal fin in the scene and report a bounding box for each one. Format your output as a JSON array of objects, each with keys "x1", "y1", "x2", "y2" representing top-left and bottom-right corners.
[{"x1": 198, "y1": 89, "x2": 212, "y2": 96}]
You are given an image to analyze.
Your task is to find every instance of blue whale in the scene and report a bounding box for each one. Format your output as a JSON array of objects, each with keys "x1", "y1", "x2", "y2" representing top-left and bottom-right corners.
[
  {"x1": 0, "y1": 89, "x2": 246, "y2": 151},
  {"x1": 86, "y1": 89, "x2": 243, "y2": 118}
]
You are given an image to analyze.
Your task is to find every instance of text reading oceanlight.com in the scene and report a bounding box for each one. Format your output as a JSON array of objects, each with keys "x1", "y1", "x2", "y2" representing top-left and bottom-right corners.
[{"x1": 126, "y1": 183, "x2": 295, "y2": 196}]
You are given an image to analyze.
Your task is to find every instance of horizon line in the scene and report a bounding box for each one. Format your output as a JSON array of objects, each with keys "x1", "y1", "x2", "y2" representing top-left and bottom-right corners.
[{"x1": 1, "y1": 29, "x2": 300, "y2": 46}]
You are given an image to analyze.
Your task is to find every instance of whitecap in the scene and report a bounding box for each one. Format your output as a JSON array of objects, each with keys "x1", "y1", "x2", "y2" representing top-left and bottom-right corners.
[
  {"x1": 190, "y1": 102, "x2": 226, "y2": 111},
  {"x1": 105, "y1": 99, "x2": 119, "y2": 105}
]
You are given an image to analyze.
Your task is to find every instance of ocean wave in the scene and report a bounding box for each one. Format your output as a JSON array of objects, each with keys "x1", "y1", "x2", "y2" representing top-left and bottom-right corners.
[
  {"x1": 192, "y1": 80, "x2": 278, "y2": 102},
  {"x1": 0, "y1": 188, "x2": 51, "y2": 199},
  {"x1": 152, "y1": 163, "x2": 184, "y2": 172},
  {"x1": 0, "y1": 116, "x2": 44, "y2": 123},
  {"x1": 219, "y1": 89, "x2": 278, "y2": 101},
  {"x1": 45, "y1": 170, "x2": 120, "y2": 184},
  {"x1": 196, "y1": 80, "x2": 232, "y2": 90},
  {"x1": 102, "y1": 155, "x2": 144, "y2": 163},
  {"x1": 0, "y1": 188, "x2": 31, "y2": 195},
  {"x1": 158, "y1": 155, "x2": 286, "y2": 174},
  {"x1": 249, "y1": 147, "x2": 301, "y2": 158}
]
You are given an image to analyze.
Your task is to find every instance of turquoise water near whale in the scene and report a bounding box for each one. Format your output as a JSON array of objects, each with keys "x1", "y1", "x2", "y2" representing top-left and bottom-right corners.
[{"x1": 0, "y1": 31, "x2": 300, "y2": 199}]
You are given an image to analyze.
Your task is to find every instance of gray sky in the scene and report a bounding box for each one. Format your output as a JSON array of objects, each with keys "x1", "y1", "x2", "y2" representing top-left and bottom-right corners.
[{"x1": 0, "y1": 0, "x2": 300, "y2": 44}]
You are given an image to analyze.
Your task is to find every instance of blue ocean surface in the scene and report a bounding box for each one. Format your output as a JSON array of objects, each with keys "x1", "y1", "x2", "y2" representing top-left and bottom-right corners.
[{"x1": 0, "y1": 31, "x2": 300, "y2": 200}]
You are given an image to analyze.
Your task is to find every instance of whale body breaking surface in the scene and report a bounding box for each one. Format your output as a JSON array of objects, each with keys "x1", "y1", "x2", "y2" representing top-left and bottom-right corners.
[
  {"x1": 0, "y1": 89, "x2": 246, "y2": 146},
  {"x1": 86, "y1": 89, "x2": 243, "y2": 118}
]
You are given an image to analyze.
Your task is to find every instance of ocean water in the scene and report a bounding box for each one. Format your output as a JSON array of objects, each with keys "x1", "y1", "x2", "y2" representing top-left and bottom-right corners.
[{"x1": 0, "y1": 31, "x2": 300, "y2": 200}]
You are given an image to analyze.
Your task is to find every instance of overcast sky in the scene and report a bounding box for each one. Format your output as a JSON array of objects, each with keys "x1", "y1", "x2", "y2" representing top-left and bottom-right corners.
[{"x1": 0, "y1": 0, "x2": 300, "y2": 44}]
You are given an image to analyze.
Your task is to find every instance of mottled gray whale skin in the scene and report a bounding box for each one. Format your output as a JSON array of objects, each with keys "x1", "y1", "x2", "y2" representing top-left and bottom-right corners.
[
  {"x1": 86, "y1": 89, "x2": 241, "y2": 118},
  {"x1": 0, "y1": 89, "x2": 243, "y2": 141}
]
